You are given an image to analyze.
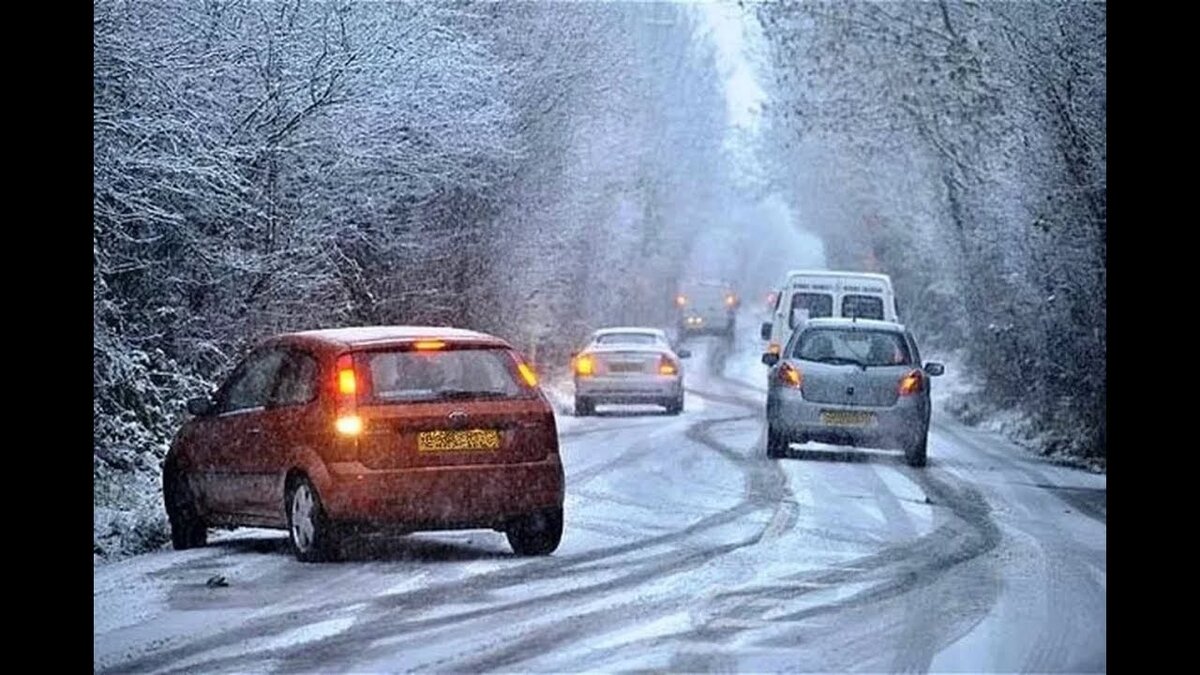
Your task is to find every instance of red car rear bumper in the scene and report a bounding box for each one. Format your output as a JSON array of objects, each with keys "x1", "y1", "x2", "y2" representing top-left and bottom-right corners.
[{"x1": 321, "y1": 455, "x2": 565, "y2": 529}]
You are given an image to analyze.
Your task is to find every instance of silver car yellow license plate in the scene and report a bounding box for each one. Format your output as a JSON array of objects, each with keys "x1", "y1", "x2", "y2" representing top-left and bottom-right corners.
[{"x1": 820, "y1": 410, "x2": 875, "y2": 427}]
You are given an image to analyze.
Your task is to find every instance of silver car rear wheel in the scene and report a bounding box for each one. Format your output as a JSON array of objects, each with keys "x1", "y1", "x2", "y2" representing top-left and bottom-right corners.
[
  {"x1": 575, "y1": 397, "x2": 594, "y2": 416},
  {"x1": 766, "y1": 424, "x2": 788, "y2": 459},
  {"x1": 905, "y1": 433, "x2": 928, "y2": 468},
  {"x1": 665, "y1": 395, "x2": 683, "y2": 415}
]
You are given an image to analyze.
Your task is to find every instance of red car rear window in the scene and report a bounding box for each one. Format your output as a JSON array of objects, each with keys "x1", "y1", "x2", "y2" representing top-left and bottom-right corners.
[{"x1": 358, "y1": 348, "x2": 530, "y2": 403}]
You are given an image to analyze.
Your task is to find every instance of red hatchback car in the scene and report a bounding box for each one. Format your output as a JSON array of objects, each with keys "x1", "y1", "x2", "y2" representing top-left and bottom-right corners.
[{"x1": 162, "y1": 327, "x2": 565, "y2": 561}]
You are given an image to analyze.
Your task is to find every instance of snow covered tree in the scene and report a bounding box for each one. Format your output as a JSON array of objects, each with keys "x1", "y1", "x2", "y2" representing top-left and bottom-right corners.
[{"x1": 756, "y1": 0, "x2": 1105, "y2": 459}]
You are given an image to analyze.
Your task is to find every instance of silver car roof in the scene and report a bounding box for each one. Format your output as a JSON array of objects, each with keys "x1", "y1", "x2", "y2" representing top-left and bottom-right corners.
[{"x1": 592, "y1": 327, "x2": 668, "y2": 337}]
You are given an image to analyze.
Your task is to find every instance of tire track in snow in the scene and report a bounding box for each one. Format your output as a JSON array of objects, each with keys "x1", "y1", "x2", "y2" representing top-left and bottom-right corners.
[
  {"x1": 106, "y1": 400, "x2": 794, "y2": 673},
  {"x1": 127, "y1": 344, "x2": 794, "y2": 673},
  {"x1": 929, "y1": 419, "x2": 1106, "y2": 672},
  {"x1": 437, "y1": 356, "x2": 802, "y2": 671},
  {"x1": 98, "y1": 335, "x2": 1009, "y2": 674}
]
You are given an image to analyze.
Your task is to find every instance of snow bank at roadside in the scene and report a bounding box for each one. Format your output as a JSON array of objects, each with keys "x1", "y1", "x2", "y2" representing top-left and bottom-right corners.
[
  {"x1": 94, "y1": 449, "x2": 170, "y2": 565},
  {"x1": 540, "y1": 370, "x2": 576, "y2": 417},
  {"x1": 928, "y1": 348, "x2": 1105, "y2": 474}
]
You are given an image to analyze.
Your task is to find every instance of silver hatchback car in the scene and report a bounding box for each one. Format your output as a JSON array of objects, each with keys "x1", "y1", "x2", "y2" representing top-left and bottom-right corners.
[
  {"x1": 762, "y1": 318, "x2": 944, "y2": 466},
  {"x1": 572, "y1": 327, "x2": 691, "y2": 416}
]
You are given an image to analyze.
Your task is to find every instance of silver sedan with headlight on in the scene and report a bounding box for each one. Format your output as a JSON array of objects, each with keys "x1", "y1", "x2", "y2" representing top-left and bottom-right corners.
[
  {"x1": 572, "y1": 327, "x2": 692, "y2": 416},
  {"x1": 761, "y1": 318, "x2": 944, "y2": 466}
]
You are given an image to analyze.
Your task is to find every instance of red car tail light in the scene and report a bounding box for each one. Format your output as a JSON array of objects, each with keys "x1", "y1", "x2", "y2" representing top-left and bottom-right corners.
[
  {"x1": 658, "y1": 355, "x2": 678, "y2": 376},
  {"x1": 337, "y1": 368, "x2": 357, "y2": 396},
  {"x1": 898, "y1": 369, "x2": 923, "y2": 396},
  {"x1": 779, "y1": 362, "x2": 802, "y2": 388},
  {"x1": 334, "y1": 354, "x2": 363, "y2": 437},
  {"x1": 334, "y1": 415, "x2": 363, "y2": 435},
  {"x1": 517, "y1": 361, "x2": 539, "y2": 387}
]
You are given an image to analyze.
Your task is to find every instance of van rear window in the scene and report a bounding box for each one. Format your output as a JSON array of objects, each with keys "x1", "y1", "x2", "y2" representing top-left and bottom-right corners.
[
  {"x1": 790, "y1": 292, "x2": 833, "y2": 328},
  {"x1": 842, "y1": 295, "x2": 884, "y2": 320}
]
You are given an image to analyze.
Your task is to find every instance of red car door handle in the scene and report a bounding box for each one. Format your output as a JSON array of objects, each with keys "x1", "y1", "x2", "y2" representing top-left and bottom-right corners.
[{"x1": 247, "y1": 428, "x2": 263, "y2": 435}]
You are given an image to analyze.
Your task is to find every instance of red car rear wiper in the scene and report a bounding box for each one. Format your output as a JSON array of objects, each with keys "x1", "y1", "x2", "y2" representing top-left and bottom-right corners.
[{"x1": 433, "y1": 389, "x2": 511, "y2": 400}]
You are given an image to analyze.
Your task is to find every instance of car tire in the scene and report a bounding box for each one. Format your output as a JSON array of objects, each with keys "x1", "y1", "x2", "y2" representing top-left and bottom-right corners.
[
  {"x1": 287, "y1": 476, "x2": 339, "y2": 562},
  {"x1": 665, "y1": 395, "x2": 684, "y2": 415},
  {"x1": 164, "y1": 466, "x2": 207, "y2": 550},
  {"x1": 905, "y1": 433, "x2": 928, "y2": 468},
  {"x1": 766, "y1": 423, "x2": 789, "y2": 459},
  {"x1": 575, "y1": 397, "x2": 594, "y2": 417},
  {"x1": 506, "y1": 507, "x2": 563, "y2": 556}
]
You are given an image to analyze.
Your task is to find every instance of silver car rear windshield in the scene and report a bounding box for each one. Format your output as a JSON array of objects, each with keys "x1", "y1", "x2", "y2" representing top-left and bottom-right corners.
[
  {"x1": 361, "y1": 348, "x2": 525, "y2": 402},
  {"x1": 792, "y1": 329, "x2": 912, "y2": 367},
  {"x1": 594, "y1": 333, "x2": 661, "y2": 346}
]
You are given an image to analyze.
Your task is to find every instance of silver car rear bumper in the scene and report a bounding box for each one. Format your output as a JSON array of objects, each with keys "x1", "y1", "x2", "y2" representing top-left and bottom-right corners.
[
  {"x1": 768, "y1": 388, "x2": 928, "y2": 449},
  {"x1": 575, "y1": 375, "x2": 682, "y2": 402}
]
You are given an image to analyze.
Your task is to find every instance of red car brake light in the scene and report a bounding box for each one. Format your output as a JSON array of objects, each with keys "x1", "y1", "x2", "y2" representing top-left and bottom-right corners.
[
  {"x1": 334, "y1": 354, "x2": 362, "y2": 436},
  {"x1": 517, "y1": 361, "x2": 539, "y2": 387}
]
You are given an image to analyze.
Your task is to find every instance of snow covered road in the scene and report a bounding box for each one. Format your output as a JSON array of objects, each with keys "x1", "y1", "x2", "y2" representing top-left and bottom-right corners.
[{"x1": 94, "y1": 324, "x2": 1105, "y2": 673}]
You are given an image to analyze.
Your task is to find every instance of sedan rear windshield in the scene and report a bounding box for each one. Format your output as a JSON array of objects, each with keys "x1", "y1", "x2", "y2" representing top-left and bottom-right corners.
[
  {"x1": 594, "y1": 333, "x2": 661, "y2": 346},
  {"x1": 360, "y1": 348, "x2": 526, "y2": 402},
  {"x1": 791, "y1": 329, "x2": 912, "y2": 367}
]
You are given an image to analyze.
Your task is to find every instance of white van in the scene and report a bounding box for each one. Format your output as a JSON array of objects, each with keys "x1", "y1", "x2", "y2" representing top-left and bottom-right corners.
[{"x1": 759, "y1": 270, "x2": 899, "y2": 358}]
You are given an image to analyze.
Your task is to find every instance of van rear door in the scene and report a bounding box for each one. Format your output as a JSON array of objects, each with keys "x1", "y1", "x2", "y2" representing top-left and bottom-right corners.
[{"x1": 840, "y1": 293, "x2": 886, "y2": 320}]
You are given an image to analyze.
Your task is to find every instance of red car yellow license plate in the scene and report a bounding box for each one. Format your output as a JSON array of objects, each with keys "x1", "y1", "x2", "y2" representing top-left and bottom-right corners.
[
  {"x1": 820, "y1": 410, "x2": 875, "y2": 427},
  {"x1": 417, "y1": 429, "x2": 501, "y2": 452}
]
